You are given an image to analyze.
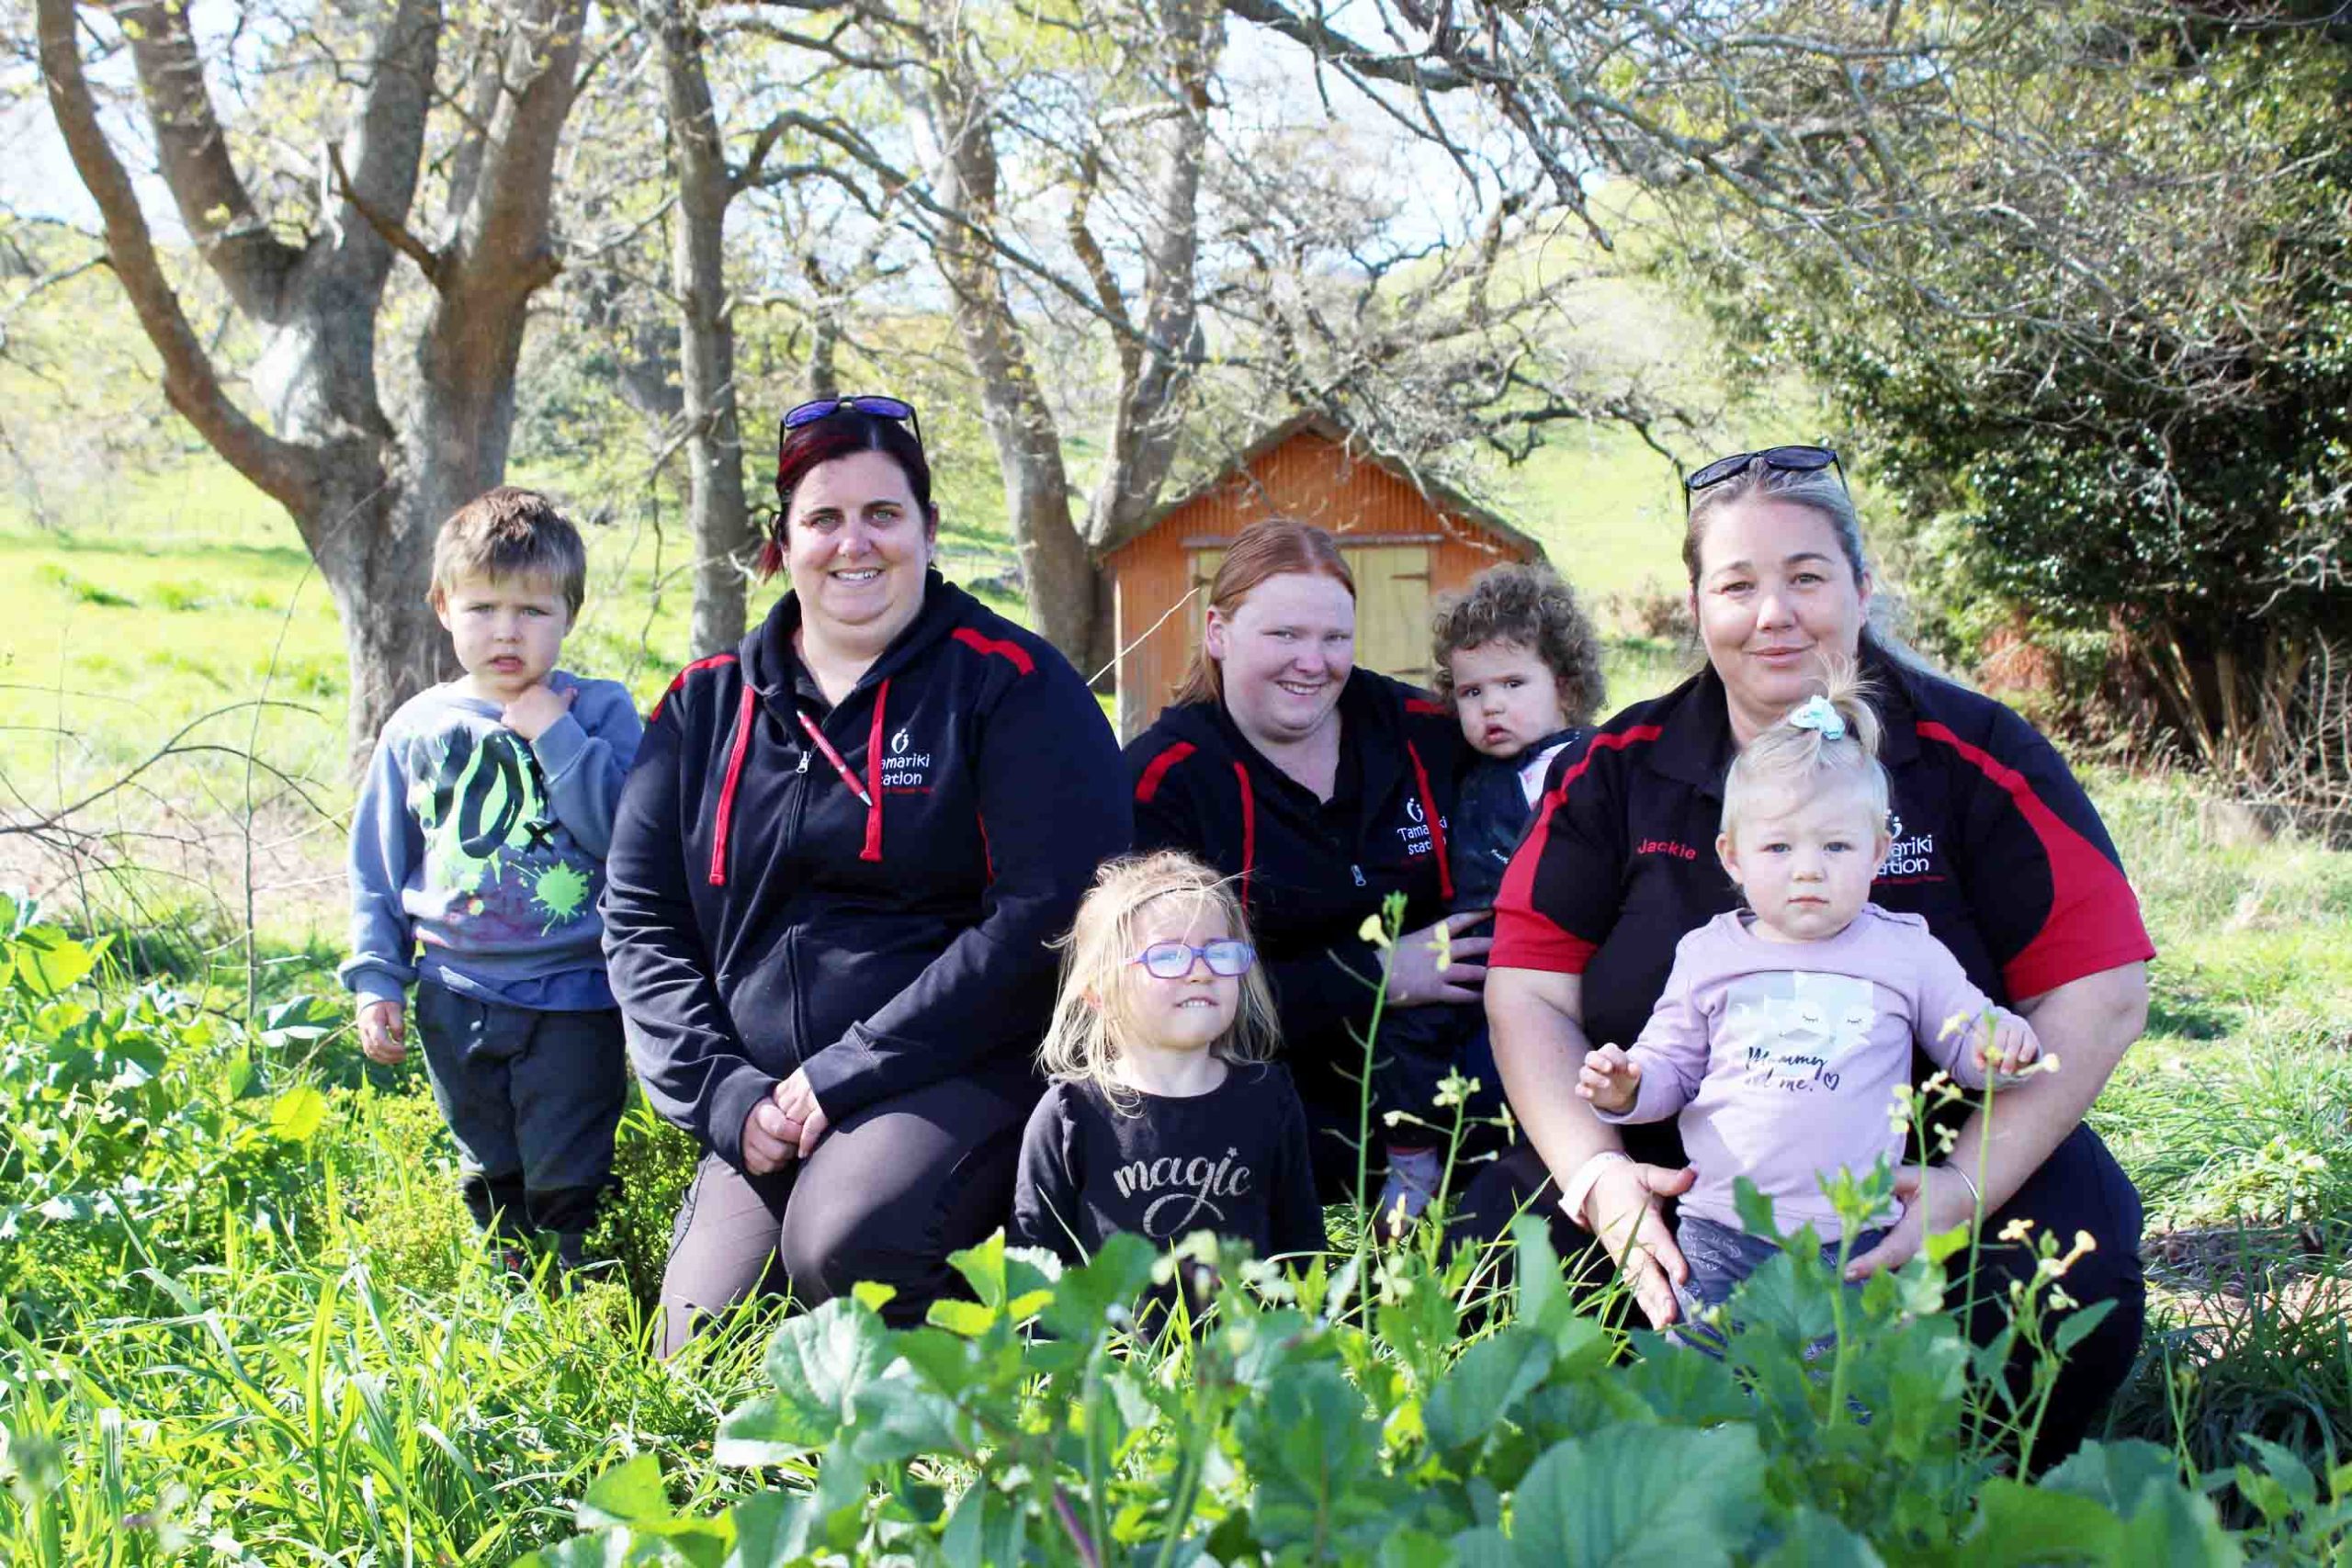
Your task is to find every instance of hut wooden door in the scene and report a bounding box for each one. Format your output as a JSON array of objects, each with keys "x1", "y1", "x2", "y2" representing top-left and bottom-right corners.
[
  {"x1": 1346, "y1": 544, "x2": 1434, "y2": 685},
  {"x1": 1188, "y1": 542, "x2": 1433, "y2": 688}
]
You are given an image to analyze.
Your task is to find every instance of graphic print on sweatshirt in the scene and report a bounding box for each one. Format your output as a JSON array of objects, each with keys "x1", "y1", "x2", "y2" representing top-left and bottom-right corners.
[
  {"x1": 1112, "y1": 1143, "x2": 1264, "y2": 1242},
  {"x1": 405, "y1": 727, "x2": 594, "y2": 936},
  {"x1": 879, "y1": 724, "x2": 934, "y2": 794},
  {"x1": 1718, "y1": 970, "x2": 1877, "y2": 1096}
]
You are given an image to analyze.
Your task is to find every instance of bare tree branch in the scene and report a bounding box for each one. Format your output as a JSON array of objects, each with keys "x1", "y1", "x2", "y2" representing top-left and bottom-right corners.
[
  {"x1": 35, "y1": 0, "x2": 319, "y2": 514},
  {"x1": 113, "y1": 0, "x2": 303, "y2": 317},
  {"x1": 328, "y1": 143, "x2": 446, "y2": 286},
  {"x1": 1218, "y1": 0, "x2": 1470, "y2": 88},
  {"x1": 447, "y1": 0, "x2": 585, "y2": 300}
]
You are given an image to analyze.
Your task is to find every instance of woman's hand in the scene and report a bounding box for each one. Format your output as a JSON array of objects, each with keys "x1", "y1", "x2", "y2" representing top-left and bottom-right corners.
[
  {"x1": 741, "y1": 1100, "x2": 799, "y2": 1174},
  {"x1": 1845, "y1": 1164, "x2": 1982, "y2": 1280},
  {"x1": 1385, "y1": 910, "x2": 1492, "y2": 1008},
  {"x1": 774, "y1": 1068, "x2": 831, "y2": 1160},
  {"x1": 1579, "y1": 1158, "x2": 1696, "y2": 1327}
]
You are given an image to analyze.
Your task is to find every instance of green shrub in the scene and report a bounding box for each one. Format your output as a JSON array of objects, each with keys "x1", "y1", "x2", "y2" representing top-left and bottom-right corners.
[
  {"x1": 33, "y1": 562, "x2": 137, "y2": 608},
  {"x1": 0, "y1": 920, "x2": 770, "y2": 1564},
  {"x1": 333, "y1": 1081, "x2": 477, "y2": 1299},
  {"x1": 520, "y1": 1214, "x2": 2352, "y2": 1565}
]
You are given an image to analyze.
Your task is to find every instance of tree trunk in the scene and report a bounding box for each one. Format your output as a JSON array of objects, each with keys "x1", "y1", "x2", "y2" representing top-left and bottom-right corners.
[
  {"x1": 916, "y1": 11, "x2": 1099, "y2": 669},
  {"x1": 906, "y1": 0, "x2": 1220, "y2": 679},
  {"x1": 804, "y1": 258, "x2": 845, "y2": 400},
  {"x1": 311, "y1": 473, "x2": 452, "y2": 764},
  {"x1": 651, "y1": 0, "x2": 753, "y2": 657},
  {"x1": 1076, "y1": 0, "x2": 1218, "y2": 688},
  {"x1": 1079, "y1": 0, "x2": 1215, "y2": 560}
]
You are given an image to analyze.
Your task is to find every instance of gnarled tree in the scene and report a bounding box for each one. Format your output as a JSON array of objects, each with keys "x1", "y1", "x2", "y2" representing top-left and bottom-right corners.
[{"x1": 38, "y1": 0, "x2": 591, "y2": 771}]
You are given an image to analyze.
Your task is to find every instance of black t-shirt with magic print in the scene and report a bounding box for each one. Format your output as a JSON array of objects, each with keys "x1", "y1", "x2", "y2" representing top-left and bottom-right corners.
[{"x1": 1010, "y1": 1063, "x2": 1325, "y2": 1268}]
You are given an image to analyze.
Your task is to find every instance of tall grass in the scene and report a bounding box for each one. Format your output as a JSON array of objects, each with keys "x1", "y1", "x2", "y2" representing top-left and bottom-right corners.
[
  {"x1": 0, "y1": 934, "x2": 768, "y2": 1564},
  {"x1": 2077, "y1": 771, "x2": 2352, "y2": 1484}
]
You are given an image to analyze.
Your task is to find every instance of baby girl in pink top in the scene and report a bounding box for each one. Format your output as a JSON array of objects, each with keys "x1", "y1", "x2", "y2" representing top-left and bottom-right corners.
[{"x1": 1577, "y1": 673, "x2": 2040, "y2": 1345}]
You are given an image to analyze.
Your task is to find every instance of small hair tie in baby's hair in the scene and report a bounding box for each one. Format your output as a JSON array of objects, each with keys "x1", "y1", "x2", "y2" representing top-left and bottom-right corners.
[{"x1": 1787, "y1": 694, "x2": 1847, "y2": 740}]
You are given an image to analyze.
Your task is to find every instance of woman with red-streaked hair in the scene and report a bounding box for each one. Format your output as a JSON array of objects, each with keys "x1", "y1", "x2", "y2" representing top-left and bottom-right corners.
[
  {"x1": 1126, "y1": 517, "x2": 1484, "y2": 1218},
  {"x1": 604, "y1": 397, "x2": 1128, "y2": 1352}
]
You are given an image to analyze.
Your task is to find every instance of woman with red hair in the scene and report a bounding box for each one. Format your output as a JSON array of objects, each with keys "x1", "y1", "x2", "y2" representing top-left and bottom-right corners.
[
  {"x1": 604, "y1": 397, "x2": 1129, "y2": 1350},
  {"x1": 1126, "y1": 517, "x2": 1486, "y2": 1214}
]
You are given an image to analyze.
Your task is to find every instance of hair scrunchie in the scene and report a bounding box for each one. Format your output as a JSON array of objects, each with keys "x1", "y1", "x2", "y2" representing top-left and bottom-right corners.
[{"x1": 1786, "y1": 694, "x2": 1847, "y2": 740}]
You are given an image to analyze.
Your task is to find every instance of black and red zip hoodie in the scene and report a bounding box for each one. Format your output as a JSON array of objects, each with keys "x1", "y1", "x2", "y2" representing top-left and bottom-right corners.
[
  {"x1": 602, "y1": 572, "x2": 1131, "y2": 1171},
  {"x1": 1125, "y1": 670, "x2": 1464, "y2": 1134}
]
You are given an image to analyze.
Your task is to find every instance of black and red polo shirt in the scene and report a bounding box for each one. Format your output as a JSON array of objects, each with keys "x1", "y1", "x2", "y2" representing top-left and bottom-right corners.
[{"x1": 1491, "y1": 647, "x2": 2155, "y2": 1053}]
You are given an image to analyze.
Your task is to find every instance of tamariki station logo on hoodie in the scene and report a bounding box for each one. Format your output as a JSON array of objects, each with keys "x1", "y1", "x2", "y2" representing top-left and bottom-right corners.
[
  {"x1": 881, "y1": 726, "x2": 933, "y2": 793},
  {"x1": 1395, "y1": 795, "x2": 1444, "y2": 858},
  {"x1": 1875, "y1": 807, "x2": 1940, "y2": 881}
]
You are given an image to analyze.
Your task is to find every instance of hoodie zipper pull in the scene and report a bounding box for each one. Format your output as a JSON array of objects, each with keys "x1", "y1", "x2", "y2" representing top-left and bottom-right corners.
[
  {"x1": 1351, "y1": 863, "x2": 1367, "y2": 887},
  {"x1": 797, "y1": 750, "x2": 811, "y2": 775}
]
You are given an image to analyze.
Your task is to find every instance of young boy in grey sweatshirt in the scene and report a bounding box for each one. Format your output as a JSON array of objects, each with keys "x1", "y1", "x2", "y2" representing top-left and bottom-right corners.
[{"x1": 341, "y1": 488, "x2": 642, "y2": 1265}]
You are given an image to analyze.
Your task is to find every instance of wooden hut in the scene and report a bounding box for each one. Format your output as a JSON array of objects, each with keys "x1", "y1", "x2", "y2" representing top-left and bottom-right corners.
[{"x1": 1103, "y1": 412, "x2": 1545, "y2": 739}]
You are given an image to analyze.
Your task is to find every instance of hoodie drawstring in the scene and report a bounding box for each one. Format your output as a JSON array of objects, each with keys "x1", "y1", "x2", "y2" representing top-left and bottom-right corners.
[
  {"x1": 791, "y1": 682, "x2": 891, "y2": 863},
  {"x1": 1406, "y1": 739, "x2": 1454, "y2": 901},
  {"x1": 709, "y1": 684, "x2": 757, "y2": 886},
  {"x1": 1232, "y1": 761, "x2": 1256, "y2": 911},
  {"x1": 862, "y1": 679, "x2": 890, "y2": 863}
]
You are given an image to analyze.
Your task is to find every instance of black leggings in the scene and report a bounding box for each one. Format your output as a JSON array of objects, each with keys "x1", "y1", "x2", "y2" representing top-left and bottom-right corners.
[
  {"x1": 656, "y1": 1072, "x2": 1032, "y2": 1355},
  {"x1": 1451, "y1": 1120, "x2": 2145, "y2": 1464}
]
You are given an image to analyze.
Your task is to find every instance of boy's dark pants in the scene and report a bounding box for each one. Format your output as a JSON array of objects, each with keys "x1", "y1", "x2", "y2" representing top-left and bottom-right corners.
[{"x1": 413, "y1": 979, "x2": 628, "y2": 1244}]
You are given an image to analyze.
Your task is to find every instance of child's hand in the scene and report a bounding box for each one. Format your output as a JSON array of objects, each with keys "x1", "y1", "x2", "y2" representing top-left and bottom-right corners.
[
  {"x1": 1576, "y1": 1043, "x2": 1641, "y2": 1113},
  {"x1": 356, "y1": 998, "x2": 407, "y2": 1065},
  {"x1": 1978, "y1": 1014, "x2": 2042, "y2": 1078},
  {"x1": 502, "y1": 682, "x2": 576, "y2": 741}
]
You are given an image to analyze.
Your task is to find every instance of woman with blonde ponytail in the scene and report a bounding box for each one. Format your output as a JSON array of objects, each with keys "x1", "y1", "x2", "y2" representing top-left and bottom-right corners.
[{"x1": 1125, "y1": 518, "x2": 1483, "y2": 1212}]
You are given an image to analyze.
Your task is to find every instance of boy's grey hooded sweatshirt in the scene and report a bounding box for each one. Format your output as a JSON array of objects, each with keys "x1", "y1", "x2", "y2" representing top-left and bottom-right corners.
[{"x1": 341, "y1": 671, "x2": 643, "y2": 1012}]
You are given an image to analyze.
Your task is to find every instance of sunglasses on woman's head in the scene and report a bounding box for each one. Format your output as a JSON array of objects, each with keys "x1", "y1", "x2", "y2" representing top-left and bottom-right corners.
[
  {"x1": 781, "y1": 394, "x2": 923, "y2": 450},
  {"x1": 1683, "y1": 445, "x2": 1846, "y2": 511},
  {"x1": 1132, "y1": 939, "x2": 1256, "y2": 979}
]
